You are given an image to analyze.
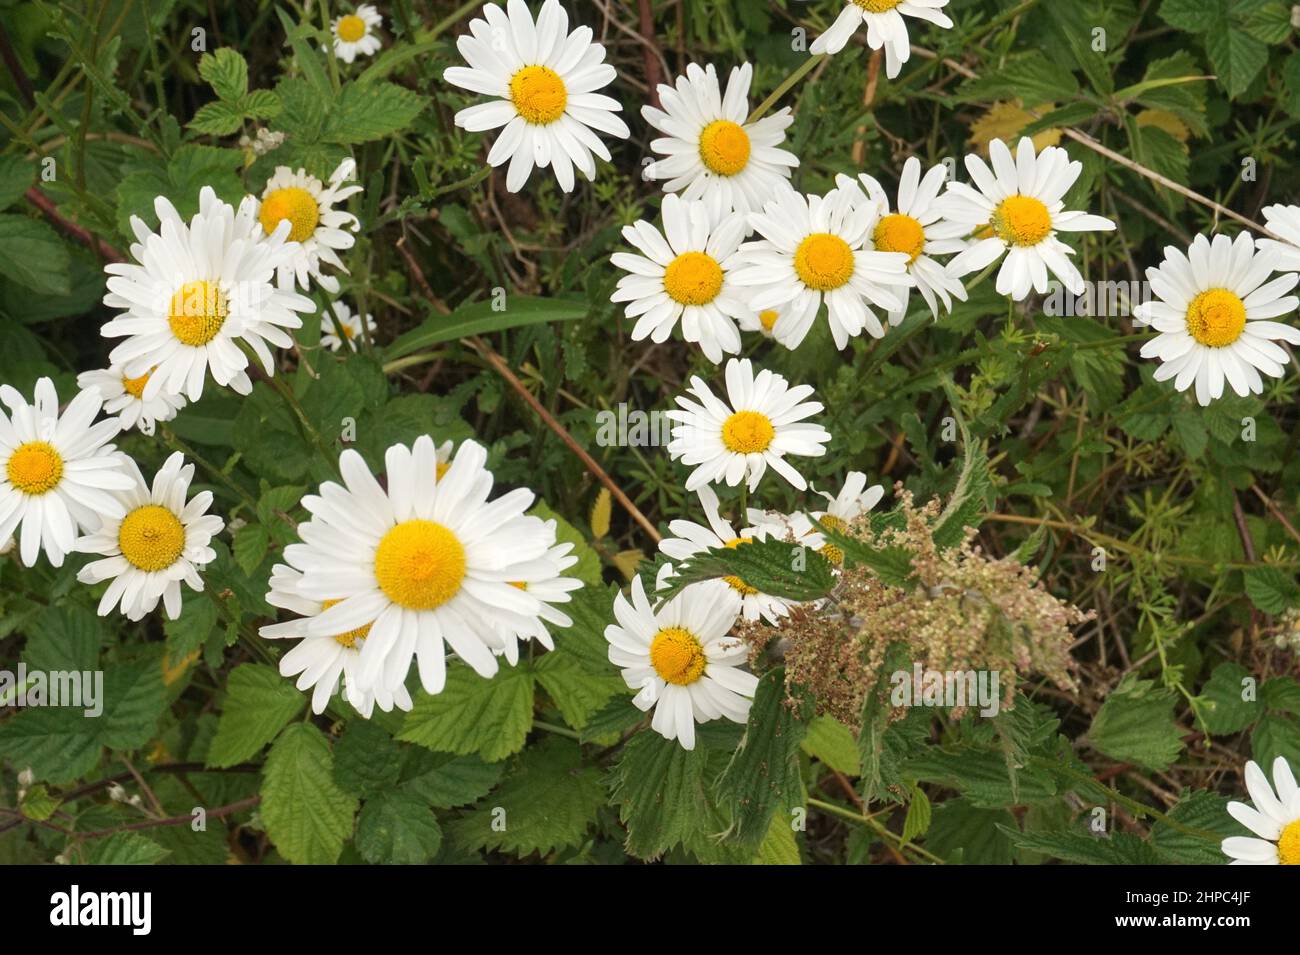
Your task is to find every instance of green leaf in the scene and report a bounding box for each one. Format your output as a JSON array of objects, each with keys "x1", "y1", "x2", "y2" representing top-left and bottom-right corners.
[
  {"x1": 188, "y1": 100, "x2": 245, "y2": 136},
  {"x1": 925, "y1": 799, "x2": 1016, "y2": 864},
  {"x1": 1151, "y1": 790, "x2": 1238, "y2": 864},
  {"x1": 448, "y1": 738, "x2": 604, "y2": 857},
  {"x1": 385, "y1": 296, "x2": 590, "y2": 360},
  {"x1": 241, "y1": 89, "x2": 282, "y2": 120},
  {"x1": 398, "y1": 662, "x2": 535, "y2": 762},
  {"x1": 333, "y1": 719, "x2": 403, "y2": 798},
  {"x1": 715, "y1": 668, "x2": 813, "y2": 851},
  {"x1": 85, "y1": 832, "x2": 170, "y2": 865},
  {"x1": 609, "y1": 729, "x2": 711, "y2": 860},
  {"x1": 1088, "y1": 676, "x2": 1185, "y2": 771},
  {"x1": 19, "y1": 784, "x2": 61, "y2": 821},
  {"x1": 0, "y1": 215, "x2": 70, "y2": 295},
  {"x1": 1204, "y1": 24, "x2": 1269, "y2": 98},
  {"x1": 958, "y1": 52, "x2": 1080, "y2": 105},
  {"x1": 657, "y1": 536, "x2": 837, "y2": 603},
  {"x1": 534, "y1": 585, "x2": 624, "y2": 730},
  {"x1": 905, "y1": 746, "x2": 1058, "y2": 808},
  {"x1": 900, "y1": 787, "x2": 933, "y2": 845},
  {"x1": 1242, "y1": 566, "x2": 1300, "y2": 614},
  {"x1": 206, "y1": 664, "x2": 305, "y2": 768},
  {"x1": 754, "y1": 814, "x2": 801, "y2": 865},
  {"x1": 355, "y1": 791, "x2": 443, "y2": 864},
  {"x1": 275, "y1": 8, "x2": 333, "y2": 100},
  {"x1": 0, "y1": 707, "x2": 100, "y2": 784},
  {"x1": 1159, "y1": 0, "x2": 1222, "y2": 32},
  {"x1": 260, "y1": 723, "x2": 358, "y2": 865},
  {"x1": 231, "y1": 522, "x2": 270, "y2": 576},
  {"x1": 801, "y1": 715, "x2": 861, "y2": 776},
  {"x1": 198, "y1": 48, "x2": 248, "y2": 101},
  {"x1": 400, "y1": 751, "x2": 503, "y2": 808},
  {"x1": 0, "y1": 155, "x2": 35, "y2": 212},
  {"x1": 1002, "y1": 825, "x2": 1162, "y2": 864},
  {"x1": 1261, "y1": 678, "x2": 1300, "y2": 715},
  {"x1": 100, "y1": 658, "x2": 169, "y2": 750},
  {"x1": 1251, "y1": 713, "x2": 1300, "y2": 768},
  {"x1": 322, "y1": 82, "x2": 428, "y2": 144},
  {"x1": 1198, "y1": 662, "x2": 1263, "y2": 735},
  {"x1": 22, "y1": 604, "x2": 102, "y2": 672}
]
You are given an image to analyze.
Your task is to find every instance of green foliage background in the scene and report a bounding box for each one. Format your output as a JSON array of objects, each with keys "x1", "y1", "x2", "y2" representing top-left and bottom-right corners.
[{"x1": 1, "y1": 0, "x2": 1298, "y2": 865}]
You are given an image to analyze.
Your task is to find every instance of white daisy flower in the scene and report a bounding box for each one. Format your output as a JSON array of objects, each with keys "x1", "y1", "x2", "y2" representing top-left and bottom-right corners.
[
  {"x1": 262, "y1": 564, "x2": 413, "y2": 718},
  {"x1": 320, "y1": 299, "x2": 377, "y2": 352},
  {"x1": 1221, "y1": 757, "x2": 1300, "y2": 865},
  {"x1": 490, "y1": 525, "x2": 584, "y2": 664},
  {"x1": 332, "y1": 4, "x2": 383, "y2": 63},
  {"x1": 836, "y1": 157, "x2": 969, "y2": 323},
  {"x1": 443, "y1": 0, "x2": 630, "y2": 193},
  {"x1": 75, "y1": 451, "x2": 224, "y2": 621},
  {"x1": 787, "y1": 470, "x2": 885, "y2": 562},
  {"x1": 731, "y1": 184, "x2": 913, "y2": 350},
  {"x1": 1258, "y1": 204, "x2": 1300, "y2": 272},
  {"x1": 0, "y1": 378, "x2": 132, "y2": 568},
  {"x1": 101, "y1": 187, "x2": 315, "y2": 401},
  {"x1": 1132, "y1": 233, "x2": 1300, "y2": 406},
  {"x1": 274, "y1": 435, "x2": 562, "y2": 697},
  {"x1": 611, "y1": 193, "x2": 751, "y2": 363},
  {"x1": 605, "y1": 575, "x2": 757, "y2": 751},
  {"x1": 655, "y1": 485, "x2": 795, "y2": 625},
  {"x1": 642, "y1": 62, "x2": 799, "y2": 216},
  {"x1": 76, "y1": 365, "x2": 186, "y2": 436},
  {"x1": 666, "y1": 357, "x2": 831, "y2": 493},
  {"x1": 811, "y1": 0, "x2": 955, "y2": 80},
  {"x1": 738, "y1": 305, "x2": 786, "y2": 340},
  {"x1": 940, "y1": 137, "x2": 1116, "y2": 301},
  {"x1": 247, "y1": 159, "x2": 363, "y2": 295}
]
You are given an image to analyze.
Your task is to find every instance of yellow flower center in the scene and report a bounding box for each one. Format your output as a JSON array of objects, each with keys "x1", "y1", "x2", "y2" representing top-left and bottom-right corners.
[
  {"x1": 373, "y1": 519, "x2": 466, "y2": 610},
  {"x1": 721, "y1": 410, "x2": 775, "y2": 455},
  {"x1": 508, "y1": 580, "x2": 527, "y2": 590},
  {"x1": 873, "y1": 213, "x2": 926, "y2": 263},
  {"x1": 259, "y1": 187, "x2": 320, "y2": 243},
  {"x1": 122, "y1": 369, "x2": 153, "y2": 399},
  {"x1": 336, "y1": 14, "x2": 367, "y2": 43},
  {"x1": 6, "y1": 441, "x2": 64, "y2": 495},
  {"x1": 759, "y1": 309, "x2": 779, "y2": 332},
  {"x1": 698, "y1": 120, "x2": 751, "y2": 177},
  {"x1": 722, "y1": 537, "x2": 757, "y2": 596},
  {"x1": 321, "y1": 598, "x2": 373, "y2": 649},
  {"x1": 1185, "y1": 288, "x2": 1246, "y2": 348},
  {"x1": 794, "y1": 233, "x2": 855, "y2": 291},
  {"x1": 816, "y1": 514, "x2": 846, "y2": 565},
  {"x1": 510, "y1": 65, "x2": 567, "y2": 125},
  {"x1": 435, "y1": 460, "x2": 450, "y2": 480},
  {"x1": 663, "y1": 251, "x2": 724, "y2": 306},
  {"x1": 1279, "y1": 818, "x2": 1300, "y2": 866},
  {"x1": 118, "y1": 505, "x2": 186, "y2": 572},
  {"x1": 168, "y1": 280, "x2": 228, "y2": 347},
  {"x1": 854, "y1": 0, "x2": 902, "y2": 10},
  {"x1": 990, "y1": 195, "x2": 1053, "y2": 247},
  {"x1": 649, "y1": 626, "x2": 707, "y2": 685}
]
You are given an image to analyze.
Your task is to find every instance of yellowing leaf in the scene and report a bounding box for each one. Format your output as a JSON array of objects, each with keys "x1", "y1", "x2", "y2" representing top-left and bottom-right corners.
[
  {"x1": 969, "y1": 100, "x2": 1061, "y2": 153},
  {"x1": 590, "y1": 487, "x2": 611, "y2": 538},
  {"x1": 612, "y1": 548, "x2": 644, "y2": 581},
  {"x1": 162, "y1": 648, "x2": 200, "y2": 686},
  {"x1": 1136, "y1": 109, "x2": 1191, "y2": 147}
]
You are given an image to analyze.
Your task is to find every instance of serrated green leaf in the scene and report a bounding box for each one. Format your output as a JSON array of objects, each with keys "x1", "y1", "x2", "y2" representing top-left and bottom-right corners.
[
  {"x1": 85, "y1": 832, "x2": 170, "y2": 865},
  {"x1": 261, "y1": 723, "x2": 358, "y2": 865},
  {"x1": 322, "y1": 82, "x2": 427, "y2": 144},
  {"x1": 0, "y1": 215, "x2": 70, "y2": 295},
  {"x1": 1198, "y1": 662, "x2": 1263, "y2": 735},
  {"x1": 801, "y1": 715, "x2": 861, "y2": 776},
  {"x1": 0, "y1": 155, "x2": 35, "y2": 212},
  {"x1": 355, "y1": 791, "x2": 443, "y2": 864},
  {"x1": 397, "y1": 662, "x2": 535, "y2": 762},
  {"x1": 198, "y1": 48, "x2": 248, "y2": 101},
  {"x1": 609, "y1": 729, "x2": 711, "y2": 860},
  {"x1": 333, "y1": 719, "x2": 403, "y2": 798},
  {"x1": 207, "y1": 665, "x2": 305, "y2": 768},
  {"x1": 400, "y1": 750, "x2": 503, "y2": 808},
  {"x1": 1088, "y1": 676, "x2": 1184, "y2": 771}
]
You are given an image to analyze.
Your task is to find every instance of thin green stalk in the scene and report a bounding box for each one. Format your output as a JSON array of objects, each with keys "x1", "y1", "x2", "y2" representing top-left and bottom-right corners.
[{"x1": 747, "y1": 53, "x2": 826, "y2": 124}]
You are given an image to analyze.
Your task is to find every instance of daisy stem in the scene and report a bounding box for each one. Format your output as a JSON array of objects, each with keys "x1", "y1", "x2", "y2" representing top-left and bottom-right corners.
[
  {"x1": 159, "y1": 426, "x2": 258, "y2": 515},
  {"x1": 266, "y1": 370, "x2": 338, "y2": 468},
  {"x1": 747, "y1": 53, "x2": 827, "y2": 125},
  {"x1": 317, "y1": 0, "x2": 342, "y2": 93},
  {"x1": 532, "y1": 719, "x2": 581, "y2": 740},
  {"x1": 962, "y1": 258, "x2": 999, "y2": 294}
]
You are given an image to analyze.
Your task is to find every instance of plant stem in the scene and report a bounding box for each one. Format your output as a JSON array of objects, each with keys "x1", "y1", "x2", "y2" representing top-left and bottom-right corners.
[{"x1": 747, "y1": 54, "x2": 826, "y2": 124}]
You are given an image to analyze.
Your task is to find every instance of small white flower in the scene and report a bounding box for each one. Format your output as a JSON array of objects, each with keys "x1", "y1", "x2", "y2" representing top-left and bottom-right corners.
[
  {"x1": 666, "y1": 357, "x2": 831, "y2": 492},
  {"x1": 737, "y1": 305, "x2": 786, "y2": 340},
  {"x1": 837, "y1": 157, "x2": 969, "y2": 323},
  {"x1": 611, "y1": 193, "x2": 751, "y2": 363},
  {"x1": 320, "y1": 299, "x2": 377, "y2": 352},
  {"x1": 262, "y1": 564, "x2": 413, "y2": 718},
  {"x1": 605, "y1": 575, "x2": 756, "y2": 750},
  {"x1": 0, "y1": 378, "x2": 132, "y2": 567},
  {"x1": 332, "y1": 4, "x2": 383, "y2": 63},
  {"x1": 246, "y1": 159, "x2": 363, "y2": 295},
  {"x1": 732, "y1": 184, "x2": 913, "y2": 350},
  {"x1": 1258, "y1": 203, "x2": 1300, "y2": 272},
  {"x1": 940, "y1": 137, "x2": 1116, "y2": 301},
  {"x1": 1221, "y1": 757, "x2": 1300, "y2": 865},
  {"x1": 656, "y1": 485, "x2": 795, "y2": 625},
  {"x1": 1132, "y1": 233, "x2": 1299, "y2": 406},
  {"x1": 642, "y1": 62, "x2": 799, "y2": 216},
  {"x1": 75, "y1": 451, "x2": 224, "y2": 621},
  {"x1": 443, "y1": 0, "x2": 630, "y2": 193},
  {"x1": 77, "y1": 365, "x2": 186, "y2": 436},
  {"x1": 101, "y1": 187, "x2": 315, "y2": 401},
  {"x1": 489, "y1": 524, "x2": 584, "y2": 665},
  {"x1": 811, "y1": 0, "x2": 955, "y2": 79}
]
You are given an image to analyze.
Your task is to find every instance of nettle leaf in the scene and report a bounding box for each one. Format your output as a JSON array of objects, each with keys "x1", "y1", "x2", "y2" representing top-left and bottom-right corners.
[
  {"x1": 0, "y1": 215, "x2": 70, "y2": 295},
  {"x1": 715, "y1": 668, "x2": 814, "y2": 851},
  {"x1": 333, "y1": 719, "x2": 403, "y2": 798},
  {"x1": 206, "y1": 664, "x2": 305, "y2": 768},
  {"x1": 1087, "y1": 676, "x2": 1185, "y2": 771},
  {"x1": 198, "y1": 48, "x2": 248, "y2": 101},
  {"x1": 816, "y1": 520, "x2": 915, "y2": 587},
  {"x1": 84, "y1": 832, "x2": 170, "y2": 865},
  {"x1": 100, "y1": 655, "x2": 169, "y2": 750},
  {"x1": 905, "y1": 746, "x2": 1058, "y2": 808},
  {"x1": 657, "y1": 537, "x2": 836, "y2": 603},
  {"x1": 0, "y1": 154, "x2": 35, "y2": 212},
  {"x1": 322, "y1": 82, "x2": 428, "y2": 144},
  {"x1": 397, "y1": 662, "x2": 535, "y2": 762},
  {"x1": 1158, "y1": 0, "x2": 1221, "y2": 32},
  {"x1": 801, "y1": 715, "x2": 861, "y2": 776},
  {"x1": 1242, "y1": 565, "x2": 1300, "y2": 615},
  {"x1": 22, "y1": 603, "x2": 102, "y2": 673},
  {"x1": 1001, "y1": 824, "x2": 1162, "y2": 864},
  {"x1": 1204, "y1": 20, "x2": 1269, "y2": 98},
  {"x1": 958, "y1": 52, "x2": 1080, "y2": 105},
  {"x1": 260, "y1": 723, "x2": 358, "y2": 865},
  {"x1": 355, "y1": 792, "x2": 443, "y2": 864},
  {"x1": 1197, "y1": 662, "x2": 1263, "y2": 735},
  {"x1": 1261, "y1": 678, "x2": 1300, "y2": 715},
  {"x1": 924, "y1": 799, "x2": 1016, "y2": 864},
  {"x1": 609, "y1": 729, "x2": 712, "y2": 860},
  {"x1": 400, "y1": 750, "x2": 503, "y2": 808},
  {"x1": 0, "y1": 707, "x2": 101, "y2": 784},
  {"x1": 858, "y1": 642, "x2": 912, "y2": 802},
  {"x1": 449, "y1": 738, "x2": 605, "y2": 858},
  {"x1": 1151, "y1": 790, "x2": 1238, "y2": 864},
  {"x1": 534, "y1": 584, "x2": 625, "y2": 730},
  {"x1": 1251, "y1": 712, "x2": 1300, "y2": 767}
]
